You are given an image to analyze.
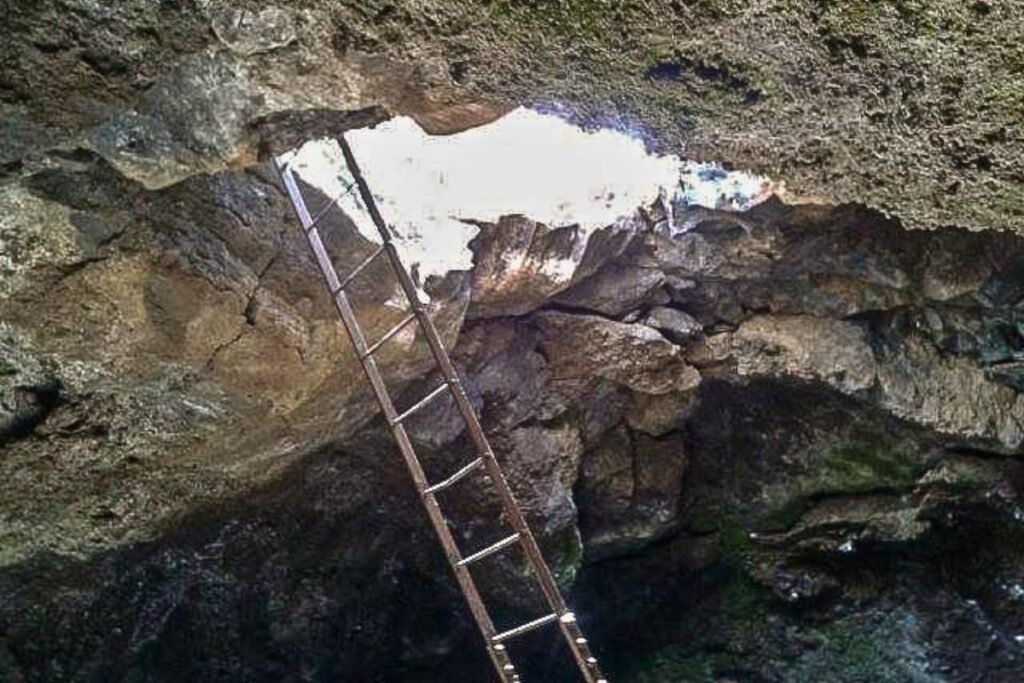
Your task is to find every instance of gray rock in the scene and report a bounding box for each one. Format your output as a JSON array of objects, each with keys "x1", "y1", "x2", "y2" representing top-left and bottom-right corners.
[
  {"x1": 641, "y1": 306, "x2": 703, "y2": 341},
  {"x1": 5, "y1": 0, "x2": 1024, "y2": 233},
  {"x1": 626, "y1": 390, "x2": 696, "y2": 437},
  {"x1": 2, "y1": 43, "x2": 1024, "y2": 678},
  {"x1": 875, "y1": 335, "x2": 1024, "y2": 449},
  {"x1": 467, "y1": 215, "x2": 643, "y2": 318},
  {"x1": 0, "y1": 326, "x2": 57, "y2": 445},
  {"x1": 578, "y1": 427, "x2": 687, "y2": 559},
  {"x1": 707, "y1": 314, "x2": 878, "y2": 395},
  {"x1": 535, "y1": 311, "x2": 702, "y2": 396},
  {"x1": 553, "y1": 263, "x2": 667, "y2": 317},
  {"x1": 211, "y1": 7, "x2": 297, "y2": 57},
  {"x1": 467, "y1": 216, "x2": 585, "y2": 317},
  {"x1": 87, "y1": 52, "x2": 254, "y2": 189}
]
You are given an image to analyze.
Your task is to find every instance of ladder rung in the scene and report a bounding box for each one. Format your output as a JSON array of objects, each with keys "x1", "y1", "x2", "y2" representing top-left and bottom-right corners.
[
  {"x1": 392, "y1": 382, "x2": 450, "y2": 425},
  {"x1": 279, "y1": 145, "x2": 608, "y2": 683},
  {"x1": 424, "y1": 457, "x2": 485, "y2": 495},
  {"x1": 491, "y1": 612, "x2": 559, "y2": 643},
  {"x1": 334, "y1": 245, "x2": 386, "y2": 294},
  {"x1": 360, "y1": 312, "x2": 417, "y2": 359},
  {"x1": 306, "y1": 181, "x2": 356, "y2": 231},
  {"x1": 457, "y1": 532, "x2": 521, "y2": 566}
]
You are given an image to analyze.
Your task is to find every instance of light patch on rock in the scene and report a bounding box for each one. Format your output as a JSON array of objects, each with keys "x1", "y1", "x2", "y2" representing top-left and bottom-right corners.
[
  {"x1": 537, "y1": 255, "x2": 582, "y2": 283},
  {"x1": 710, "y1": 314, "x2": 1024, "y2": 449},
  {"x1": 712, "y1": 315, "x2": 878, "y2": 395},
  {"x1": 536, "y1": 312, "x2": 701, "y2": 395},
  {"x1": 641, "y1": 306, "x2": 703, "y2": 340},
  {"x1": 874, "y1": 336, "x2": 1024, "y2": 449},
  {"x1": 211, "y1": 7, "x2": 297, "y2": 56},
  {"x1": 679, "y1": 162, "x2": 776, "y2": 212},
  {"x1": 87, "y1": 53, "x2": 254, "y2": 189},
  {"x1": 0, "y1": 184, "x2": 77, "y2": 295}
]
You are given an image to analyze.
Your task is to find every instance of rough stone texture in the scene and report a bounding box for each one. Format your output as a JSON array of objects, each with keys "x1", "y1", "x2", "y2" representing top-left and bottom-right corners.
[
  {"x1": 466, "y1": 215, "x2": 589, "y2": 317},
  {"x1": 874, "y1": 332, "x2": 1024, "y2": 450},
  {"x1": 700, "y1": 312, "x2": 1024, "y2": 449},
  {"x1": 210, "y1": 7, "x2": 298, "y2": 57},
  {"x1": 554, "y1": 262, "x2": 667, "y2": 317},
  {"x1": 707, "y1": 314, "x2": 878, "y2": 395},
  {"x1": 578, "y1": 426, "x2": 688, "y2": 560},
  {"x1": 2, "y1": 4, "x2": 1024, "y2": 677},
  {"x1": 625, "y1": 389, "x2": 697, "y2": 438},
  {"x1": 3, "y1": 1, "x2": 1022, "y2": 231},
  {"x1": 0, "y1": 159, "x2": 471, "y2": 566},
  {"x1": 466, "y1": 214, "x2": 640, "y2": 318},
  {"x1": 2, "y1": 164, "x2": 1024, "y2": 679},
  {"x1": 602, "y1": 379, "x2": 1024, "y2": 683},
  {"x1": 535, "y1": 311, "x2": 703, "y2": 395},
  {"x1": 640, "y1": 305, "x2": 703, "y2": 341}
]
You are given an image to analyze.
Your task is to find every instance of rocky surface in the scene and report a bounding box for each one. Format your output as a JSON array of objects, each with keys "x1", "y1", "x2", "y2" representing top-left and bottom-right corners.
[
  {"x1": 2, "y1": 2, "x2": 1024, "y2": 682},
  {"x1": 2, "y1": 1, "x2": 1022, "y2": 231},
  {"x1": 2, "y1": 152, "x2": 1023, "y2": 679}
]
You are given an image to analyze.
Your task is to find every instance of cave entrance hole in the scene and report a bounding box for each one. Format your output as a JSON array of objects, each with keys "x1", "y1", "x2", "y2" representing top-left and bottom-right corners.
[
  {"x1": 282, "y1": 106, "x2": 774, "y2": 284},
  {"x1": 271, "y1": 107, "x2": 776, "y2": 681}
]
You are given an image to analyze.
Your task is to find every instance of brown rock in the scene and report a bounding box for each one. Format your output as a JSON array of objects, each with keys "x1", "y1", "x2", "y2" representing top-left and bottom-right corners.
[
  {"x1": 579, "y1": 426, "x2": 687, "y2": 559},
  {"x1": 535, "y1": 311, "x2": 702, "y2": 396}
]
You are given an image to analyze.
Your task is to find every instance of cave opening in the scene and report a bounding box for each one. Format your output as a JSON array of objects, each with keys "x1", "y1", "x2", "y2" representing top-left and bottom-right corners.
[
  {"x1": 281, "y1": 107, "x2": 774, "y2": 285},
  {"x1": 3, "y1": 3, "x2": 1024, "y2": 682},
  {"x1": 258, "y1": 106, "x2": 1024, "y2": 682},
  {"x1": 265, "y1": 107, "x2": 780, "y2": 682}
]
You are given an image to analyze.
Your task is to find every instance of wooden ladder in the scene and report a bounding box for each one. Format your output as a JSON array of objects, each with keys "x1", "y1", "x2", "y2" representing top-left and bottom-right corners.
[{"x1": 273, "y1": 136, "x2": 608, "y2": 683}]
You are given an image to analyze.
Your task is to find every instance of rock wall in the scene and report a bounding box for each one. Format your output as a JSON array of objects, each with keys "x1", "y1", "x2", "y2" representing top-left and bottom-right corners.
[
  {"x1": 2, "y1": 158, "x2": 1023, "y2": 679},
  {"x1": 3, "y1": 2, "x2": 1022, "y2": 229},
  {"x1": 3, "y1": 2, "x2": 1024, "y2": 681}
]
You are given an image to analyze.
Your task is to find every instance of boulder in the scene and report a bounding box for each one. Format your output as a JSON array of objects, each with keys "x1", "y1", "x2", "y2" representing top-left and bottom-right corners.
[
  {"x1": 641, "y1": 306, "x2": 703, "y2": 341},
  {"x1": 534, "y1": 311, "x2": 702, "y2": 396}
]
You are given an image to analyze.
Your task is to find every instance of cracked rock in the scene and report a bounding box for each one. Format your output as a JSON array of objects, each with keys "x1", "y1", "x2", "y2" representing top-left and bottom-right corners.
[{"x1": 535, "y1": 311, "x2": 702, "y2": 395}]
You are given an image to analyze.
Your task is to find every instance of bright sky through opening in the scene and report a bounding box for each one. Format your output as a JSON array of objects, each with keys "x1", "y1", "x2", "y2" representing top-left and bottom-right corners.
[{"x1": 285, "y1": 107, "x2": 771, "y2": 281}]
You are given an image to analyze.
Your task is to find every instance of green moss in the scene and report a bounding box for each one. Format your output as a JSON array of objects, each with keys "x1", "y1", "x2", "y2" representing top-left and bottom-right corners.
[
  {"x1": 718, "y1": 517, "x2": 754, "y2": 560},
  {"x1": 621, "y1": 561, "x2": 773, "y2": 681},
  {"x1": 623, "y1": 573, "x2": 769, "y2": 681},
  {"x1": 721, "y1": 572, "x2": 765, "y2": 626},
  {"x1": 760, "y1": 498, "x2": 811, "y2": 533},
  {"x1": 789, "y1": 626, "x2": 904, "y2": 683},
  {"x1": 628, "y1": 651, "x2": 716, "y2": 683},
  {"x1": 759, "y1": 434, "x2": 923, "y2": 532},
  {"x1": 821, "y1": 440, "x2": 920, "y2": 490},
  {"x1": 818, "y1": 0, "x2": 934, "y2": 33},
  {"x1": 990, "y1": 79, "x2": 1024, "y2": 117},
  {"x1": 548, "y1": 525, "x2": 583, "y2": 590},
  {"x1": 641, "y1": 44, "x2": 668, "y2": 71}
]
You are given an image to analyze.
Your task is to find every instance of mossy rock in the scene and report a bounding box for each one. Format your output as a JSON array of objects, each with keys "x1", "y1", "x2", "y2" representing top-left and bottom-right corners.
[
  {"x1": 759, "y1": 434, "x2": 926, "y2": 533},
  {"x1": 546, "y1": 524, "x2": 584, "y2": 590},
  {"x1": 627, "y1": 650, "x2": 717, "y2": 683},
  {"x1": 787, "y1": 622, "x2": 921, "y2": 683}
]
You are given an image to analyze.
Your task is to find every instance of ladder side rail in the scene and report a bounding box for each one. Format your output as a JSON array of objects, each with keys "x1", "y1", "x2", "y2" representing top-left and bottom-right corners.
[
  {"x1": 336, "y1": 137, "x2": 607, "y2": 683},
  {"x1": 275, "y1": 160, "x2": 517, "y2": 683}
]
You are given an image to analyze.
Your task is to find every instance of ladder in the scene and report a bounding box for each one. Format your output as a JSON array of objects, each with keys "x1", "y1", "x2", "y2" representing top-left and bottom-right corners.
[{"x1": 273, "y1": 137, "x2": 608, "y2": 683}]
